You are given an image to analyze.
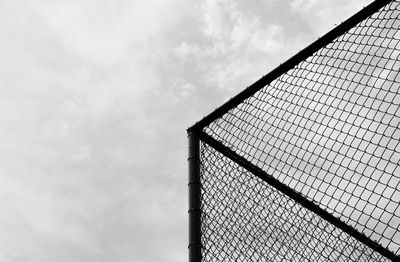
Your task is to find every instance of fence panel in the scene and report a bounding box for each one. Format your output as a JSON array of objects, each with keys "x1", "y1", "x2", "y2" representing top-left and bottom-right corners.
[{"x1": 188, "y1": 0, "x2": 400, "y2": 261}]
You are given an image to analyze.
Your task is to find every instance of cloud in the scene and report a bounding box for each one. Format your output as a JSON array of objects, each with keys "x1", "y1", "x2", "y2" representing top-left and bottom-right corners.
[
  {"x1": 175, "y1": 0, "x2": 371, "y2": 99},
  {"x1": 0, "y1": 0, "x2": 387, "y2": 261},
  {"x1": 32, "y1": 0, "x2": 188, "y2": 66},
  {"x1": 0, "y1": 0, "x2": 192, "y2": 261},
  {"x1": 173, "y1": 0, "x2": 288, "y2": 97},
  {"x1": 290, "y1": 0, "x2": 374, "y2": 34}
]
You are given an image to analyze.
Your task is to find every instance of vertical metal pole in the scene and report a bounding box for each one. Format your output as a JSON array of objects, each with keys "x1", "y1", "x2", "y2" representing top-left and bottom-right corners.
[{"x1": 188, "y1": 132, "x2": 202, "y2": 262}]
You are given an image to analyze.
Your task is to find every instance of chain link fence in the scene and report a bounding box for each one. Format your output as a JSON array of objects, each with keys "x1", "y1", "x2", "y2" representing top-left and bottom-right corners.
[
  {"x1": 188, "y1": 0, "x2": 400, "y2": 261},
  {"x1": 200, "y1": 143, "x2": 389, "y2": 262}
]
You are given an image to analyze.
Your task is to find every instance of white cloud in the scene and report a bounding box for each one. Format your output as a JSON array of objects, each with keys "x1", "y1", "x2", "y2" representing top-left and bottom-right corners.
[
  {"x1": 0, "y1": 0, "x2": 192, "y2": 261},
  {"x1": 203, "y1": 0, "x2": 234, "y2": 39},
  {"x1": 290, "y1": 0, "x2": 318, "y2": 13},
  {"x1": 0, "y1": 0, "x2": 388, "y2": 261},
  {"x1": 188, "y1": 0, "x2": 287, "y2": 93},
  {"x1": 290, "y1": 0, "x2": 374, "y2": 34},
  {"x1": 202, "y1": 0, "x2": 283, "y2": 54},
  {"x1": 34, "y1": 0, "x2": 186, "y2": 66}
]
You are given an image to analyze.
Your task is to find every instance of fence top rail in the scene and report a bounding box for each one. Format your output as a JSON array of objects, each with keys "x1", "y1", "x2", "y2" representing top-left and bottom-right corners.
[{"x1": 187, "y1": 0, "x2": 393, "y2": 133}]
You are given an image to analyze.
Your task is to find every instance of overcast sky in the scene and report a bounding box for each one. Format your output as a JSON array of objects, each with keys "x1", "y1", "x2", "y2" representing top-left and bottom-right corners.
[{"x1": 0, "y1": 0, "x2": 374, "y2": 261}]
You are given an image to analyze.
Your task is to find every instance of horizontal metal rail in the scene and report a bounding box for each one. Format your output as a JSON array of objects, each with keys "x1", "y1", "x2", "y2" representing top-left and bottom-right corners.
[
  {"x1": 195, "y1": 130, "x2": 399, "y2": 261},
  {"x1": 187, "y1": 0, "x2": 393, "y2": 133}
]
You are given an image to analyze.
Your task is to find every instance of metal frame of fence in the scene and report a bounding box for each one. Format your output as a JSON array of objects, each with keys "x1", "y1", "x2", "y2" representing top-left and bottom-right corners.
[{"x1": 188, "y1": 0, "x2": 400, "y2": 261}]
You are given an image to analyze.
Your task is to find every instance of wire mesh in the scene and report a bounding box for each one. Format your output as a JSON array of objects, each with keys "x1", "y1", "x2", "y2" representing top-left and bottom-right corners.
[
  {"x1": 191, "y1": 0, "x2": 400, "y2": 261},
  {"x1": 200, "y1": 142, "x2": 389, "y2": 262}
]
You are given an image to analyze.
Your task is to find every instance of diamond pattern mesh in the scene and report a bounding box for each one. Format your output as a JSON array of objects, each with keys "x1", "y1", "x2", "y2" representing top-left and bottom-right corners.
[
  {"x1": 204, "y1": 0, "x2": 400, "y2": 255},
  {"x1": 200, "y1": 143, "x2": 389, "y2": 262},
  {"x1": 191, "y1": 1, "x2": 400, "y2": 261}
]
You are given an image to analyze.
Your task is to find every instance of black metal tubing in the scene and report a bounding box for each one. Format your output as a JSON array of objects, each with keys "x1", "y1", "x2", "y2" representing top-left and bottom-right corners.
[
  {"x1": 196, "y1": 130, "x2": 399, "y2": 261},
  {"x1": 187, "y1": 0, "x2": 393, "y2": 133},
  {"x1": 188, "y1": 132, "x2": 202, "y2": 262}
]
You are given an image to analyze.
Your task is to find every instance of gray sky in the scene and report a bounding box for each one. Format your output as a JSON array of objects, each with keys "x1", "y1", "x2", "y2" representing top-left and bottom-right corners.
[{"x1": 0, "y1": 0, "x2": 373, "y2": 261}]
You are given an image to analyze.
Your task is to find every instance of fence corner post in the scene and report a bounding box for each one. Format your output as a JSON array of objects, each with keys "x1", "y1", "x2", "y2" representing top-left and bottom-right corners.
[{"x1": 188, "y1": 131, "x2": 202, "y2": 262}]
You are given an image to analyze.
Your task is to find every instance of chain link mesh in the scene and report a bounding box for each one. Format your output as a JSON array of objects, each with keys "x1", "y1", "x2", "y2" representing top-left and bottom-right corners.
[
  {"x1": 194, "y1": 0, "x2": 400, "y2": 261},
  {"x1": 200, "y1": 142, "x2": 389, "y2": 262}
]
